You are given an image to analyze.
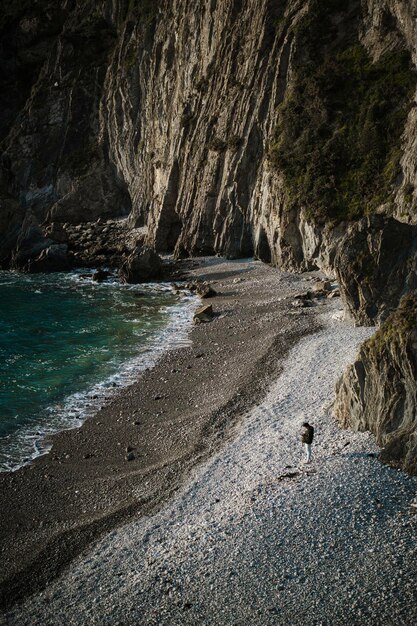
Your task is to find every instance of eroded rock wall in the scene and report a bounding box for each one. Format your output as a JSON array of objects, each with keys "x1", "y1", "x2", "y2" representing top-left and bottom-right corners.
[
  {"x1": 1, "y1": 0, "x2": 417, "y2": 470},
  {"x1": 102, "y1": 0, "x2": 417, "y2": 321},
  {"x1": 335, "y1": 291, "x2": 417, "y2": 474},
  {"x1": 361, "y1": 0, "x2": 417, "y2": 225},
  {"x1": 102, "y1": 0, "x2": 308, "y2": 259},
  {"x1": 0, "y1": 0, "x2": 417, "y2": 320},
  {"x1": 0, "y1": 0, "x2": 130, "y2": 266}
]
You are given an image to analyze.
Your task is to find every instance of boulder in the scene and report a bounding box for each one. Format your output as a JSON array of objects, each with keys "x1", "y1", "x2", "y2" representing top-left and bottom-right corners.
[
  {"x1": 92, "y1": 269, "x2": 111, "y2": 282},
  {"x1": 119, "y1": 246, "x2": 163, "y2": 283},
  {"x1": 185, "y1": 281, "x2": 217, "y2": 298},
  {"x1": 10, "y1": 210, "x2": 52, "y2": 271},
  {"x1": 312, "y1": 280, "x2": 332, "y2": 292},
  {"x1": 334, "y1": 291, "x2": 417, "y2": 475},
  {"x1": 193, "y1": 304, "x2": 214, "y2": 323},
  {"x1": 28, "y1": 244, "x2": 71, "y2": 272},
  {"x1": 197, "y1": 283, "x2": 217, "y2": 298}
]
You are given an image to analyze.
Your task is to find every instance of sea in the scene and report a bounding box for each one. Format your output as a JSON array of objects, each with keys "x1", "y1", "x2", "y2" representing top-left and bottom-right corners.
[{"x1": 0, "y1": 270, "x2": 195, "y2": 472}]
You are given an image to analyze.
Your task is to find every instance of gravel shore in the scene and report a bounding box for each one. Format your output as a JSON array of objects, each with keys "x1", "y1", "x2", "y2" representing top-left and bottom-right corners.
[
  {"x1": 2, "y1": 259, "x2": 416, "y2": 625},
  {"x1": 1, "y1": 259, "x2": 316, "y2": 611}
]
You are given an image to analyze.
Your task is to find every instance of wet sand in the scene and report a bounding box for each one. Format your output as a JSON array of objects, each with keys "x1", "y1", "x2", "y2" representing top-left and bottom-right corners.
[{"x1": 0, "y1": 258, "x2": 320, "y2": 611}]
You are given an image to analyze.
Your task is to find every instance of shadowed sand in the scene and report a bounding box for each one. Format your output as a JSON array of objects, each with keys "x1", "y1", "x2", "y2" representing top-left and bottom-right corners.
[
  {"x1": 3, "y1": 259, "x2": 417, "y2": 626},
  {"x1": 0, "y1": 258, "x2": 319, "y2": 611}
]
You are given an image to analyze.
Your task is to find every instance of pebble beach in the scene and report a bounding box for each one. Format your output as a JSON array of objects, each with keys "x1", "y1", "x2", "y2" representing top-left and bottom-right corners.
[{"x1": 1, "y1": 259, "x2": 417, "y2": 625}]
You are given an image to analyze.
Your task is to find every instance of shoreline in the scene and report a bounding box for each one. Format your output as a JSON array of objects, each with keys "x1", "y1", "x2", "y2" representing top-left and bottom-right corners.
[
  {"x1": 3, "y1": 260, "x2": 416, "y2": 625},
  {"x1": 0, "y1": 258, "x2": 320, "y2": 611},
  {"x1": 0, "y1": 274, "x2": 197, "y2": 473}
]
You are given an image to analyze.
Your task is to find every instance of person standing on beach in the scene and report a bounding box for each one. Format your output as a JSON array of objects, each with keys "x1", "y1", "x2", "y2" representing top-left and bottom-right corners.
[{"x1": 301, "y1": 422, "x2": 314, "y2": 463}]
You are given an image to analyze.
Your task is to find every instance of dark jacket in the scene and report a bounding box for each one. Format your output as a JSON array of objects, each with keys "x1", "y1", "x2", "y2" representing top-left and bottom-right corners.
[{"x1": 301, "y1": 425, "x2": 314, "y2": 444}]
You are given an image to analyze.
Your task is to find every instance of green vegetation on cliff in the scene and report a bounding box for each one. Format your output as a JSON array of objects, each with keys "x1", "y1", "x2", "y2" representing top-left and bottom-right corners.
[
  {"x1": 270, "y1": 0, "x2": 417, "y2": 223},
  {"x1": 367, "y1": 290, "x2": 417, "y2": 354},
  {"x1": 127, "y1": 0, "x2": 159, "y2": 23}
]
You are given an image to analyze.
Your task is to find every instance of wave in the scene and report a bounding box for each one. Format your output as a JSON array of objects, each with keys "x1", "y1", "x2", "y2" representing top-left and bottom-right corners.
[{"x1": 0, "y1": 281, "x2": 197, "y2": 472}]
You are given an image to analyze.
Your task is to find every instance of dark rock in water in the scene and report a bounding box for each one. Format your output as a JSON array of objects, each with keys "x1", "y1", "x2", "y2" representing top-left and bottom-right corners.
[
  {"x1": 335, "y1": 216, "x2": 417, "y2": 325},
  {"x1": 92, "y1": 269, "x2": 111, "y2": 282},
  {"x1": 335, "y1": 291, "x2": 417, "y2": 475},
  {"x1": 193, "y1": 304, "x2": 214, "y2": 323},
  {"x1": 10, "y1": 211, "x2": 53, "y2": 271},
  {"x1": 28, "y1": 244, "x2": 71, "y2": 272},
  {"x1": 9, "y1": 212, "x2": 72, "y2": 272},
  {"x1": 119, "y1": 246, "x2": 163, "y2": 283}
]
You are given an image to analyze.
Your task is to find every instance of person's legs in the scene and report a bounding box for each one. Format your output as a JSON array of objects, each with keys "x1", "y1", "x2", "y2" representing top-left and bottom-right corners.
[{"x1": 305, "y1": 443, "x2": 312, "y2": 463}]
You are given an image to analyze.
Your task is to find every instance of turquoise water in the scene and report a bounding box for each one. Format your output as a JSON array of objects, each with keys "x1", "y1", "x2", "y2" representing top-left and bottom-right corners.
[{"x1": 0, "y1": 271, "x2": 192, "y2": 471}]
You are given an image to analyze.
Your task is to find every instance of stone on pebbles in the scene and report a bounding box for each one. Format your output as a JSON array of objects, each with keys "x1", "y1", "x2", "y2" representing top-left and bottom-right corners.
[
  {"x1": 193, "y1": 304, "x2": 214, "y2": 323},
  {"x1": 312, "y1": 280, "x2": 332, "y2": 292},
  {"x1": 185, "y1": 281, "x2": 217, "y2": 298},
  {"x1": 196, "y1": 283, "x2": 217, "y2": 299}
]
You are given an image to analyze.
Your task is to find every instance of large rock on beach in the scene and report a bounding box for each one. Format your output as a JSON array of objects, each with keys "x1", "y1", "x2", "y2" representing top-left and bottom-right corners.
[
  {"x1": 185, "y1": 281, "x2": 217, "y2": 298},
  {"x1": 119, "y1": 246, "x2": 163, "y2": 283},
  {"x1": 193, "y1": 304, "x2": 214, "y2": 323},
  {"x1": 334, "y1": 291, "x2": 417, "y2": 475}
]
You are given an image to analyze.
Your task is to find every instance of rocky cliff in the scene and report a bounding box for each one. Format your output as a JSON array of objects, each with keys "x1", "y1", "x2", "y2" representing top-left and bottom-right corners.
[
  {"x1": 335, "y1": 291, "x2": 417, "y2": 475},
  {"x1": 1, "y1": 1, "x2": 417, "y2": 466},
  {"x1": 1, "y1": 0, "x2": 416, "y2": 311}
]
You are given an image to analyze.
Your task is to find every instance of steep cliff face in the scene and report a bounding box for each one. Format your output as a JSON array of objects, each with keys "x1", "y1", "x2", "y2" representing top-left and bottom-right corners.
[
  {"x1": 1, "y1": 0, "x2": 417, "y2": 319},
  {"x1": 335, "y1": 291, "x2": 417, "y2": 475},
  {"x1": 1, "y1": 0, "x2": 417, "y2": 470},
  {"x1": 103, "y1": 0, "x2": 307, "y2": 260},
  {"x1": 0, "y1": 0, "x2": 130, "y2": 266}
]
